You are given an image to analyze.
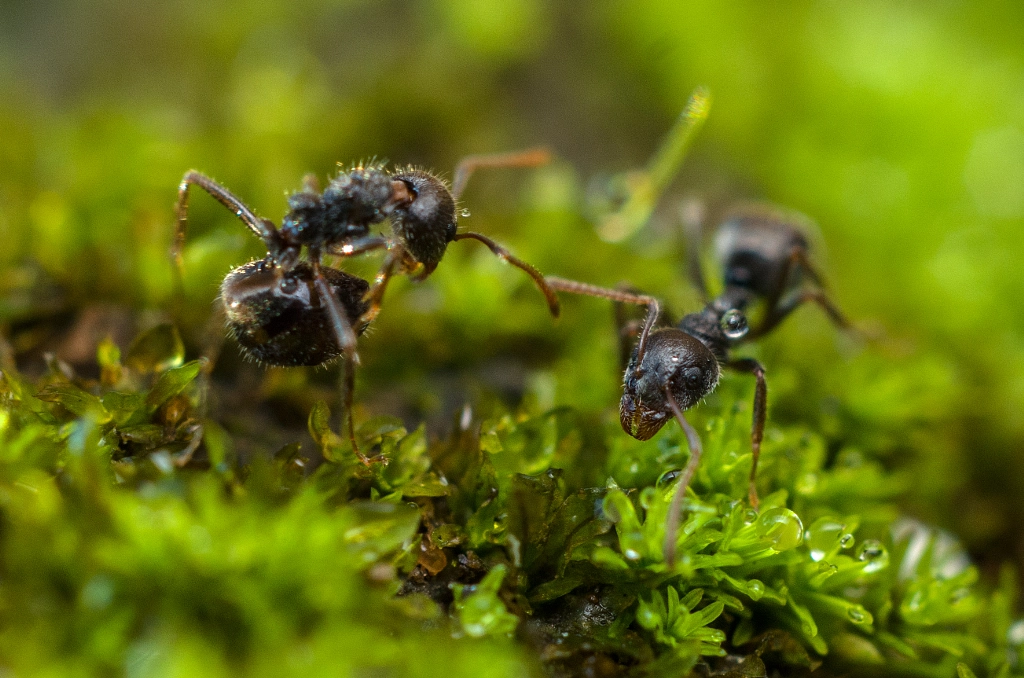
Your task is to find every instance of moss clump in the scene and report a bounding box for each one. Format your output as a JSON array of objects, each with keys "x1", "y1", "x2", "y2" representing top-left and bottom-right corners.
[{"x1": 0, "y1": 323, "x2": 1019, "y2": 678}]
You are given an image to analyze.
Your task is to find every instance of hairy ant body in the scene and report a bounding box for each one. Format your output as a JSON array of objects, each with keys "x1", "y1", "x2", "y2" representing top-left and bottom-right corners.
[
  {"x1": 548, "y1": 203, "x2": 851, "y2": 563},
  {"x1": 172, "y1": 149, "x2": 560, "y2": 456}
]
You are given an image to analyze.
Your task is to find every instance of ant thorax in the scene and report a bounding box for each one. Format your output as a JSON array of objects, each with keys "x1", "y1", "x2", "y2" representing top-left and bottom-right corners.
[{"x1": 281, "y1": 167, "x2": 395, "y2": 249}]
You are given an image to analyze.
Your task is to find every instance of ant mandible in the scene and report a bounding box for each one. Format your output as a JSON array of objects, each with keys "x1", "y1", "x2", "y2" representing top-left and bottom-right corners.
[
  {"x1": 547, "y1": 202, "x2": 851, "y2": 564},
  {"x1": 171, "y1": 148, "x2": 561, "y2": 457}
]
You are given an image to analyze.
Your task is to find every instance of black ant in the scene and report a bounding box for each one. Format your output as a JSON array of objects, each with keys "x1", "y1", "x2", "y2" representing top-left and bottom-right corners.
[
  {"x1": 171, "y1": 149, "x2": 560, "y2": 458},
  {"x1": 547, "y1": 202, "x2": 851, "y2": 564}
]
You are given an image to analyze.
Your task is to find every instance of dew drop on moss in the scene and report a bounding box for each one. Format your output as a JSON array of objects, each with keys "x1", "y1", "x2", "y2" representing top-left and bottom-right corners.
[
  {"x1": 746, "y1": 579, "x2": 764, "y2": 600},
  {"x1": 656, "y1": 469, "x2": 680, "y2": 488},
  {"x1": 856, "y1": 539, "x2": 889, "y2": 573},
  {"x1": 847, "y1": 606, "x2": 870, "y2": 624},
  {"x1": 756, "y1": 508, "x2": 804, "y2": 551},
  {"x1": 806, "y1": 517, "x2": 845, "y2": 561},
  {"x1": 857, "y1": 540, "x2": 884, "y2": 560}
]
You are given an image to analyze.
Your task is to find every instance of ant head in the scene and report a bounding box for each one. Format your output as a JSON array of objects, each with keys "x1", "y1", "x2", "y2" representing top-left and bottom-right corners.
[
  {"x1": 620, "y1": 328, "x2": 720, "y2": 440},
  {"x1": 388, "y1": 169, "x2": 457, "y2": 270},
  {"x1": 221, "y1": 258, "x2": 369, "y2": 367}
]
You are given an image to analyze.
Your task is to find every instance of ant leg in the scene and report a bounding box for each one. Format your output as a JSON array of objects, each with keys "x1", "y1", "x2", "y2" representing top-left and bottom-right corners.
[
  {"x1": 726, "y1": 358, "x2": 766, "y2": 509},
  {"x1": 339, "y1": 352, "x2": 372, "y2": 464},
  {"x1": 173, "y1": 171, "x2": 281, "y2": 302},
  {"x1": 613, "y1": 283, "x2": 653, "y2": 370},
  {"x1": 311, "y1": 263, "x2": 360, "y2": 362},
  {"x1": 662, "y1": 386, "x2": 703, "y2": 566},
  {"x1": 173, "y1": 171, "x2": 278, "y2": 271},
  {"x1": 360, "y1": 245, "x2": 413, "y2": 326},
  {"x1": 311, "y1": 261, "x2": 368, "y2": 459},
  {"x1": 752, "y1": 246, "x2": 850, "y2": 338},
  {"x1": 546, "y1": 277, "x2": 660, "y2": 370},
  {"x1": 680, "y1": 199, "x2": 711, "y2": 303},
  {"x1": 790, "y1": 249, "x2": 852, "y2": 329},
  {"x1": 751, "y1": 289, "x2": 851, "y2": 339},
  {"x1": 451, "y1": 147, "x2": 551, "y2": 201},
  {"x1": 326, "y1": 235, "x2": 390, "y2": 258},
  {"x1": 789, "y1": 248, "x2": 825, "y2": 287},
  {"x1": 452, "y1": 232, "x2": 561, "y2": 317}
]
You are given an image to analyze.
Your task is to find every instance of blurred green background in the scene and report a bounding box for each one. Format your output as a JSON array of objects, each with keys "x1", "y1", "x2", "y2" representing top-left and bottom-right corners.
[{"x1": 2, "y1": 0, "x2": 1023, "y2": 577}]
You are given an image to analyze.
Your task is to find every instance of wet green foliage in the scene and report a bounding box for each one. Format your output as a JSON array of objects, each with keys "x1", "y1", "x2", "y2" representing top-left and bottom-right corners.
[
  {"x1": 3, "y1": 1, "x2": 1024, "y2": 676},
  {"x1": 0, "y1": 328, "x2": 1021, "y2": 676}
]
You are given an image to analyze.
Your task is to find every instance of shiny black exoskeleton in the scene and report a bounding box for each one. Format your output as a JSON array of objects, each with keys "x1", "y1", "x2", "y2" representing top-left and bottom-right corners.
[
  {"x1": 172, "y1": 148, "x2": 559, "y2": 454},
  {"x1": 619, "y1": 307, "x2": 749, "y2": 442},
  {"x1": 693, "y1": 204, "x2": 850, "y2": 340},
  {"x1": 221, "y1": 259, "x2": 370, "y2": 367},
  {"x1": 546, "y1": 203, "x2": 851, "y2": 563},
  {"x1": 278, "y1": 167, "x2": 458, "y2": 276}
]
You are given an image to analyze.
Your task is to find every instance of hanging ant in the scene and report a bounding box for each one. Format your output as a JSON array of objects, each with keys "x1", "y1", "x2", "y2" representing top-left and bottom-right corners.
[
  {"x1": 547, "y1": 202, "x2": 851, "y2": 564},
  {"x1": 171, "y1": 148, "x2": 560, "y2": 458}
]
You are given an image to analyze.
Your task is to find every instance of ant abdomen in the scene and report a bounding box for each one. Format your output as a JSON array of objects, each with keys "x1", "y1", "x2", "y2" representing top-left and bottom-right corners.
[
  {"x1": 221, "y1": 259, "x2": 370, "y2": 367},
  {"x1": 714, "y1": 212, "x2": 810, "y2": 297},
  {"x1": 620, "y1": 328, "x2": 720, "y2": 440},
  {"x1": 389, "y1": 169, "x2": 457, "y2": 271}
]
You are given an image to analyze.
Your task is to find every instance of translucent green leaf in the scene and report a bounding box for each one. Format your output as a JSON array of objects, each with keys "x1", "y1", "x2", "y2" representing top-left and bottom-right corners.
[
  {"x1": 452, "y1": 564, "x2": 519, "y2": 638},
  {"x1": 145, "y1": 359, "x2": 204, "y2": 411},
  {"x1": 957, "y1": 662, "x2": 979, "y2": 678},
  {"x1": 35, "y1": 382, "x2": 110, "y2": 422},
  {"x1": 340, "y1": 501, "x2": 420, "y2": 566}
]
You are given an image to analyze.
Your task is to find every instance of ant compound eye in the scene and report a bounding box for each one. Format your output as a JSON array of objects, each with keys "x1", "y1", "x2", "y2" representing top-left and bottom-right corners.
[
  {"x1": 278, "y1": 277, "x2": 299, "y2": 294},
  {"x1": 683, "y1": 367, "x2": 703, "y2": 385},
  {"x1": 720, "y1": 309, "x2": 749, "y2": 340}
]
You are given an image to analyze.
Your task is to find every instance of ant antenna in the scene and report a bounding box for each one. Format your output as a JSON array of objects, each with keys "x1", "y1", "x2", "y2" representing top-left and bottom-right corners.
[
  {"x1": 663, "y1": 386, "x2": 703, "y2": 566},
  {"x1": 546, "y1": 277, "x2": 660, "y2": 371},
  {"x1": 451, "y1": 147, "x2": 552, "y2": 201}
]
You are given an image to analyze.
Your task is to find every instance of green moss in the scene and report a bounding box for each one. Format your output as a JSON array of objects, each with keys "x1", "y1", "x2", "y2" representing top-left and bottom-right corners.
[
  {"x1": 3, "y1": 3, "x2": 1024, "y2": 675},
  {"x1": 0, "y1": 328, "x2": 1019, "y2": 677}
]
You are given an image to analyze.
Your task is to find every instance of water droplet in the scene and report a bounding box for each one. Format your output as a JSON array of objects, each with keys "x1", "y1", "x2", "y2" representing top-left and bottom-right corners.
[
  {"x1": 840, "y1": 533, "x2": 854, "y2": 548},
  {"x1": 460, "y1": 208, "x2": 471, "y2": 218},
  {"x1": 756, "y1": 508, "x2": 804, "y2": 551},
  {"x1": 746, "y1": 580, "x2": 764, "y2": 600},
  {"x1": 657, "y1": 469, "x2": 681, "y2": 488},
  {"x1": 856, "y1": 539, "x2": 889, "y2": 573},
  {"x1": 744, "y1": 508, "x2": 759, "y2": 524},
  {"x1": 623, "y1": 548, "x2": 641, "y2": 561},
  {"x1": 720, "y1": 309, "x2": 749, "y2": 339},
  {"x1": 806, "y1": 517, "x2": 846, "y2": 561},
  {"x1": 847, "y1": 606, "x2": 868, "y2": 623},
  {"x1": 856, "y1": 540, "x2": 884, "y2": 560}
]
